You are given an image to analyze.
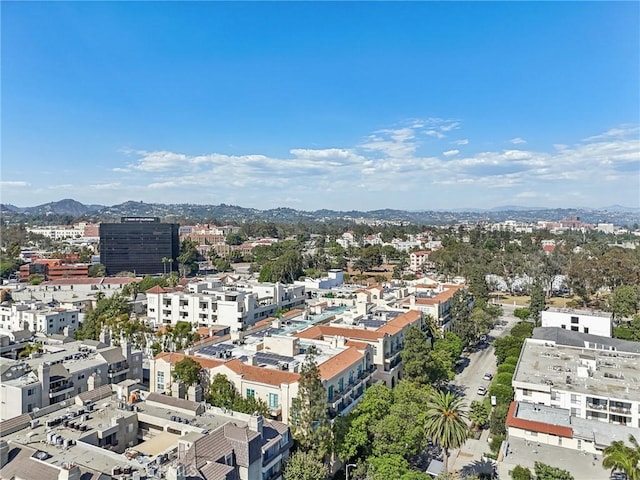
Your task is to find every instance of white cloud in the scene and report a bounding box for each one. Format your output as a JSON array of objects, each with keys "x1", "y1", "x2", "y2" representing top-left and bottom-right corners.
[
  {"x1": 107, "y1": 122, "x2": 639, "y2": 210},
  {"x1": 0, "y1": 181, "x2": 30, "y2": 187},
  {"x1": 510, "y1": 137, "x2": 527, "y2": 145},
  {"x1": 425, "y1": 130, "x2": 445, "y2": 139}
]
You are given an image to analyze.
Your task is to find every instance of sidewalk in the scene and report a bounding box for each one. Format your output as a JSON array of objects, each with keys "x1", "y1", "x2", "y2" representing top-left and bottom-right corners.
[{"x1": 448, "y1": 429, "x2": 494, "y2": 478}]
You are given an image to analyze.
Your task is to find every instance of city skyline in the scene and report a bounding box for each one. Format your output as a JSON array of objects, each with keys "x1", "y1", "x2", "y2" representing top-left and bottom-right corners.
[{"x1": 2, "y1": 2, "x2": 639, "y2": 211}]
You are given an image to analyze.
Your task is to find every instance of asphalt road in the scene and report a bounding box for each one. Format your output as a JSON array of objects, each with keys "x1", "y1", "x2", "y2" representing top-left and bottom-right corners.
[{"x1": 452, "y1": 304, "x2": 520, "y2": 402}]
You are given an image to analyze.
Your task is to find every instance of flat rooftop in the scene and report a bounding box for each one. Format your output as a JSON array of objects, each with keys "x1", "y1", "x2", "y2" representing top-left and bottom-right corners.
[
  {"x1": 514, "y1": 339, "x2": 640, "y2": 402},
  {"x1": 544, "y1": 307, "x2": 611, "y2": 319}
]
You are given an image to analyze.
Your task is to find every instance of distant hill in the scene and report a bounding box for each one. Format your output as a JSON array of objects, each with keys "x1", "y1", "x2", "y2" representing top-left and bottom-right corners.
[{"x1": 1, "y1": 199, "x2": 639, "y2": 226}]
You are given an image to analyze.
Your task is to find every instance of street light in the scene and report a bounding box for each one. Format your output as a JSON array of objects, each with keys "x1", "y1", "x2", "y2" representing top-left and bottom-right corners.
[{"x1": 345, "y1": 463, "x2": 357, "y2": 480}]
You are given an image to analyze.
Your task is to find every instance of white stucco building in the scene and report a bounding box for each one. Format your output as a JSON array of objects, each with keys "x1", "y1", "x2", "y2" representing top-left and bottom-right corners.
[{"x1": 541, "y1": 307, "x2": 612, "y2": 338}]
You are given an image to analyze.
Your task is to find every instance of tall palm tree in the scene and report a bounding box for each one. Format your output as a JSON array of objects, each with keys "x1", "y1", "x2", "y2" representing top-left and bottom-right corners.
[
  {"x1": 424, "y1": 390, "x2": 468, "y2": 473},
  {"x1": 602, "y1": 435, "x2": 640, "y2": 480}
]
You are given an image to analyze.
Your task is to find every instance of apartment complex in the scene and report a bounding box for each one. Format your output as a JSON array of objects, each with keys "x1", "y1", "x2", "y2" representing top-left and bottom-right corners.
[
  {"x1": 0, "y1": 338, "x2": 142, "y2": 421},
  {"x1": 0, "y1": 386, "x2": 292, "y2": 480},
  {"x1": 99, "y1": 217, "x2": 180, "y2": 276},
  {"x1": 0, "y1": 301, "x2": 80, "y2": 335},
  {"x1": 145, "y1": 279, "x2": 305, "y2": 332}
]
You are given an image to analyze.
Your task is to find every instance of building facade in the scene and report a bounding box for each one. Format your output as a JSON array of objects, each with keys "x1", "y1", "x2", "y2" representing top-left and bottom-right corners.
[{"x1": 99, "y1": 217, "x2": 180, "y2": 276}]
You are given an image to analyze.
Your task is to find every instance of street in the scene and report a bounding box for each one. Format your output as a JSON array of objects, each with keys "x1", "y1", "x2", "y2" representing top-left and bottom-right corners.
[{"x1": 446, "y1": 304, "x2": 520, "y2": 475}]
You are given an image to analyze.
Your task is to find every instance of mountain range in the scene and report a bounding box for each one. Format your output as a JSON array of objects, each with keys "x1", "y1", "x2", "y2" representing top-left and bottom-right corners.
[{"x1": 1, "y1": 199, "x2": 638, "y2": 226}]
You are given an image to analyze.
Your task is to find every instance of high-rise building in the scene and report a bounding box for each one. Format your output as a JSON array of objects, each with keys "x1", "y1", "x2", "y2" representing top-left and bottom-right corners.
[{"x1": 99, "y1": 217, "x2": 179, "y2": 275}]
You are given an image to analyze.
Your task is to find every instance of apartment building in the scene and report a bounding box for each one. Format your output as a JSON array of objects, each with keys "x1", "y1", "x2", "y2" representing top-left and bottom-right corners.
[
  {"x1": 398, "y1": 283, "x2": 466, "y2": 329},
  {"x1": 0, "y1": 339, "x2": 142, "y2": 421},
  {"x1": 151, "y1": 332, "x2": 375, "y2": 423},
  {"x1": 294, "y1": 309, "x2": 423, "y2": 388},
  {"x1": 512, "y1": 336, "x2": 640, "y2": 430},
  {"x1": 0, "y1": 386, "x2": 291, "y2": 480},
  {"x1": 0, "y1": 301, "x2": 79, "y2": 335},
  {"x1": 408, "y1": 250, "x2": 431, "y2": 272},
  {"x1": 145, "y1": 280, "x2": 305, "y2": 332},
  {"x1": 541, "y1": 307, "x2": 613, "y2": 338}
]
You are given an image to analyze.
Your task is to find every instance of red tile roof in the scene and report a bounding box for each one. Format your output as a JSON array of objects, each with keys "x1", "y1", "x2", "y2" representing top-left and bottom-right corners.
[
  {"x1": 224, "y1": 358, "x2": 300, "y2": 386},
  {"x1": 506, "y1": 402, "x2": 573, "y2": 438},
  {"x1": 293, "y1": 325, "x2": 384, "y2": 341},
  {"x1": 377, "y1": 310, "x2": 422, "y2": 334},
  {"x1": 154, "y1": 352, "x2": 224, "y2": 370},
  {"x1": 318, "y1": 347, "x2": 364, "y2": 380}
]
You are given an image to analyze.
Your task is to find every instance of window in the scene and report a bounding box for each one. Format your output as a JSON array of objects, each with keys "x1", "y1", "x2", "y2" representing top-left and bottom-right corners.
[
  {"x1": 523, "y1": 389, "x2": 532, "y2": 397},
  {"x1": 246, "y1": 388, "x2": 255, "y2": 398},
  {"x1": 268, "y1": 393, "x2": 278, "y2": 408},
  {"x1": 328, "y1": 385, "x2": 334, "y2": 402},
  {"x1": 558, "y1": 437, "x2": 562, "y2": 446},
  {"x1": 577, "y1": 439, "x2": 582, "y2": 449},
  {"x1": 338, "y1": 378, "x2": 344, "y2": 392},
  {"x1": 571, "y1": 326, "x2": 579, "y2": 332},
  {"x1": 27, "y1": 388, "x2": 35, "y2": 396},
  {"x1": 156, "y1": 371, "x2": 165, "y2": 391},
  {"x1": 584, "y1": 327, "x2": 589, "y2": 334},
  {"x1": 571, "y1": 394, "x2": 579, "y2": 404},
  {"x1": 571, "y1": 316, "x2": 579, "y2": 324}
]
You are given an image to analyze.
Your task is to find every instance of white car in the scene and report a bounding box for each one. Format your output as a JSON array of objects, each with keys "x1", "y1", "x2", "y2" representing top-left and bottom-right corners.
[
  {"x1": 477, "y1": 386, "x2": 488, "y2": 396},
  {"x1": 483, "y1": 373, "x2": 493, "y2": 381}
]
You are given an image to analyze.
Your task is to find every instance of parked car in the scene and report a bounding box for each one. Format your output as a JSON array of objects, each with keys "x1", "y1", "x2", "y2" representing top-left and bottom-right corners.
[
  {"x1": 483, "y1": 373, "x2": 493, "y2": 381},
  {"x1": 477, "y1": 386, "x2": 488, "y2": 396}
]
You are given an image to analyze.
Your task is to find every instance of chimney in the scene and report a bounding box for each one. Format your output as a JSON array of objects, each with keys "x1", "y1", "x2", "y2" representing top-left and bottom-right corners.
[
  {"x1": 87, "y1": 372, "x2": 101, "y2": 391},
  {"x1": 58, "y1": 464, "x2": 81, "y2": 480},
  {"x1": 38, "y1": 362, "x2": 51, "y2": 408},
  {"x1": 0, "y1": 440, "x2": 9, "y2": 468},
  {"x1": 121, "y1": 338, "x2": 132, "y2": 359},
  {"x1": 248, "y1": 414, "x2": 264, "y2": 436},
  {"x1": 172, "y1": 381, "x2": 185, "y2": 399},
  {"x1": 187, "y1": 384, "x2": 202, "y2": 402},
  {"x1": 99, "y1": 327, "x2": 110, "y2": 346}
]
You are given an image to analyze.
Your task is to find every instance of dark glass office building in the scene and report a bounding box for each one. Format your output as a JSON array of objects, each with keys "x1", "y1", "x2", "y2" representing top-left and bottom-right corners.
[{"x1": 99, "y1": 217, "x2": 180, "y2": 276}]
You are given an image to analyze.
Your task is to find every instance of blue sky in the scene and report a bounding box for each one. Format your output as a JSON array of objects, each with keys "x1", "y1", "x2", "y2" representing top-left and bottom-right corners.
[{"x1": 2, "y1": 2, "x2": 639, "y2": 211}]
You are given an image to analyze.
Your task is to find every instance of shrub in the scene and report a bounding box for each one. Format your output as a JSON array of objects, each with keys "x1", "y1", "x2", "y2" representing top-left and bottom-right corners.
[{"x1": 510, "y1": 465, "x2": 532, "y2": 480}]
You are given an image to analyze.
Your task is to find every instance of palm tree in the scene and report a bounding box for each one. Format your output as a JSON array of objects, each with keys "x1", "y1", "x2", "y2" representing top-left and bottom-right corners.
[
  {"x1": 424, "y1": 390, "x2": 468, "y2": 473},
  {"x1": 602, "y1": 435, "x2": 640, "y2": 480}
]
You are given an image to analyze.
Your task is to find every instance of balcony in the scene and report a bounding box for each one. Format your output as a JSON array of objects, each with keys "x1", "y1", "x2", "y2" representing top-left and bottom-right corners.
[
  {"x1": 49, "y1": 381, "x2": 74, "y2": 398},
  {"x1": 609, "y1": 404, "x2": 632, "y2": 415},
  {"x1": 108, "y1": 363, "x2": 130, "y2": 378},
  {"x1": 587, "y1": 402, "x2": 608, "y2": 411}
]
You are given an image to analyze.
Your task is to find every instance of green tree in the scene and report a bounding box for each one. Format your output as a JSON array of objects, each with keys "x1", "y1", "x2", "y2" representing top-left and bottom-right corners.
[
  {"x1": 368, "y1": 454, "x2": 436, "y2": 479},
  {"x1": 488, "y1": 383, "x2": 514, "y2": 405},
  {"x1": 18, "y1": 342, "x2": 42, "y2": 358},
  {"x1": 177, "y1": 239, "x2": 200, "y2": 277},
  {"x1": 510, "y1": 465, "x2": 531, "y2": 480},
  {"x1": 602, "y1": 434, "x2": 640, "y2": 480},
  {"x1": 226, "y1": 232, "x2": 246, "y2": 246},
  {"x1": 610, "y1": 285, "x2": 640, "y2": 319},
  {"x1": 513, "y1": 308, "x2": 531, "y2": 322},
  {"x1": 88, "y1": 263, "x2": 106, "y2": 277},
  {"x1": 209, "y1": 373, "x2": 240, "y2": 409},
  {"x1": 335, "y1": 383, "x2": 394, "y2": 461},
  {"x1": 172, "y1": 357, "x2": 201, "y2": 386},
  {"x1": 533, "y1": 462, "x2": 574, "y2": 480},
  {"x1": 290, "y1": 350, "x2": 331, "y2": 460},
  {"x1": 423, "y1": 390, "x2": 468, "y2": 473},
  {"x1": 468, "y1": 401, "x2": 490, "y2": 430},
  {"x1": 401, "y1": 325, "x2": 431, "y2": 385},
  {"x1": 489, "y1": 404, "x2": 509, "y2": 436},
  {"x1": 283, "y1": 451, "x2": 329, "y2": 480},
  {"x1": 528, "y1": 280, "x2": 546, "y2": 324}
]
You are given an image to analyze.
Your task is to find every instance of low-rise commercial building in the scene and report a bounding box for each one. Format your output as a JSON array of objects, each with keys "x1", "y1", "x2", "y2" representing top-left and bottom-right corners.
[{"x1": 541, "y1": 307, "x2": 613, "y2": 338}]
